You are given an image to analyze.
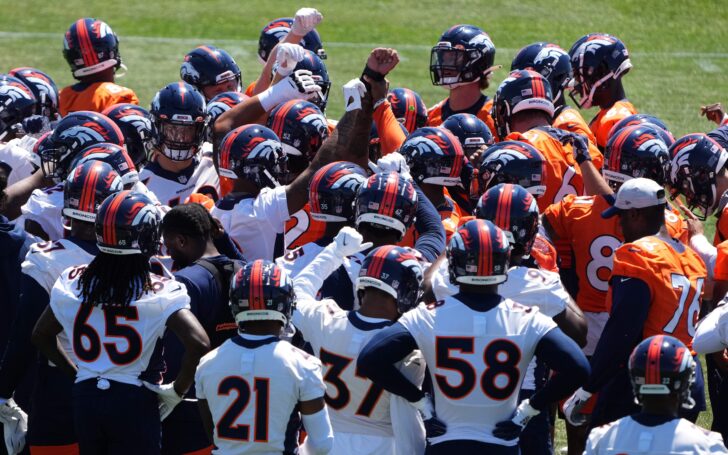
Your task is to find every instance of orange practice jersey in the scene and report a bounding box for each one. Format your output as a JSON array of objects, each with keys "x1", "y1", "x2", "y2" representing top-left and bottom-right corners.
[
  {"x1": 589, "y1": 100, "x2": 637, "y2": 149},
  {"x1": 606, "y1": 235, "x2": 706, "y2": 349},
  {"x1": 544, "y1": 195, "x2": 621, "y2": 312},
  {"x1": 373, "y1": 99, "x2": 407, "y2": 156},
  {"x1": 508, "y1": 129, "x2": 585, "y2": 212},
  {"x1": 553, "y1": 106, "x2": 604, "y2": 170},
  {"x1": 59, "y1": 82, "x2": 138, "y2": 116},
  {"x1": 714, "y1": 241, "x2": 728, "y2": 281},
  {"x1": 427, "y1": 95, "x2": 497, "y2": 139},
  {"x1": 244, "y1": 81, "x2": 256, "y2": 97},
  {"x1": 284, "y1": 203, "x2": 326, "y2": 251}
]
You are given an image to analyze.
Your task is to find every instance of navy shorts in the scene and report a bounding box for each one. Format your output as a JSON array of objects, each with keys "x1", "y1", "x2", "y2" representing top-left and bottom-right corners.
[
  {"x1": 28, "y1": 362, "x2": 76, "y2": 448},
  {"x1": 161, "y1": 400, "x2": 211, "y2": 454},
  {"x1": 518, "y1": 388, "x2": 552, "y2": 455},
  {"x1": 72, "y1": 379, "x2": 161, "y2": 455}
]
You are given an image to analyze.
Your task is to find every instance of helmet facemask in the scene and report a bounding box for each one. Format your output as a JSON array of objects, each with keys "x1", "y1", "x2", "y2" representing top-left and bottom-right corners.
[{"x1": 156, "y1": 119, "x2": 206, "y2": 161}]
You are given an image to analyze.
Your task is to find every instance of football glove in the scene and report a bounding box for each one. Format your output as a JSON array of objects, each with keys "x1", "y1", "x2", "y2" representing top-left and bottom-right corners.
[
  {"x1": 258, "y1": 70, "x2": 322, "y2": 112},
  {"x1": 0, "y1": 398, "x2": 27, "y2": 455},
  {"x1": 291, "y1": 8, "x2": 323, "y2": 36},
  {"x1": 275, "y1": 43, "x2": 306, "y2": 77},
  {"x1": 562, "y1": 387, "x2": 592, "y2": 426},
  {"x1": 342, "y1": 78, "x2": 367, "y2": 112},
  {"x1": 558, "y1": 132, "x2": 591, "y2": 165},
  {"x1": 143, "y1": 381, "x2": 184, "y2": 421},
  {"x1": 13, "y1": 115, "x2": 52, "y2": 137},
  {"x1": 332, "y1": 226, "x2": 373, "y2": 258},
  {"x1": 375, "y1": 152, "x2": 413, "y2": 182},
  {"x1": 493, "y1": 399, "x2": 540, "y2": 441},
  {"x1": 412, "y1": 393, "x2": 447, "y2": 439}
]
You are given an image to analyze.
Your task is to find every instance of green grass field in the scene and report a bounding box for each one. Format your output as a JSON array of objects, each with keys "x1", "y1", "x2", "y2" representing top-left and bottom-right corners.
[{"x1": 1, "y1": 0, "x2": 726, "y2": 450}]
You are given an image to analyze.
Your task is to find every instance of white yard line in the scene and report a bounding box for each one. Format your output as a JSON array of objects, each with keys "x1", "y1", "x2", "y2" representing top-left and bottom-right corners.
[{"x1": 1, "y1": 30, "x2": 728, "y2": 58}]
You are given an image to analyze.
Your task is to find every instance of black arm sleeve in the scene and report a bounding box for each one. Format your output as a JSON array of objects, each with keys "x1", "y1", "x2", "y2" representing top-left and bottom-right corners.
[
  {"x1": 530, "y1": 328, "x2": 590, "y2": 410},
  {"x1": 357, "y1": 323, "x2": 424, "y2": 403},
  {"x1": 412, "y1": 183, "x2": 446, "y2": 263},
  {"x1": 584, "y1": 276, "x2": 651, "y2": 393}
]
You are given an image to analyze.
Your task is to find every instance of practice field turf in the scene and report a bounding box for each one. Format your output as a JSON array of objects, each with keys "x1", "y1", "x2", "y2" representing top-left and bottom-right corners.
[{"x1": 1, "y1": 0, "x2": 726, "y2": 449}]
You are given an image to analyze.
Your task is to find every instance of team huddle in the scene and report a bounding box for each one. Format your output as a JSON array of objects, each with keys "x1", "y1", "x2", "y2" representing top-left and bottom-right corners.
[{"x1": 2, "y1": 6, "x2": 728, "y2": 455}]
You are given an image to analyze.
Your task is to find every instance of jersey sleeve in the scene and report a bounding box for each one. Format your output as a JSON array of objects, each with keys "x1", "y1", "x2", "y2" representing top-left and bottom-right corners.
[
  {"x1": 396, "y1": 304, "x2": 433, "y2": 348},
  {"x1": 693, "y1": 304, "x2": 728, "y2": 354},
  {"x1": 542, "y1": 195, "x2": 578, "y2": 241},
  {"x1": 48, "y1": 267, "x2": 79, "y2": 327},
  {"x1": 194, "y1": 350, "x2": 216, "y2": 400},
  {"x1": 716, "y1": 207, "x2": 728, "y2": 245},
  {"x1": 514, "y1": 268, "x2": 569, "y2": 317},
  {"x1": 21, "y1": 242, "x2": 60, "y2": 293},
  {"x1": 253, "y1": 186, "x2": 290, "y2": 234},
  {"x1": 373, "y1": 100, "x2": 407, "y2": 156},
  {"x1": 294, "y1": 348, "x2": 327, "y2": 402},
  {"x1": 715, "y1": 241, "x2": 728, "y2": 281},
  {"x1": 610, "y1": 243, "x2": 657, "y2": 295},
  {"x1": 158, "y1": 279, "x2": 192, "y2": 322},
  {"x1": 20, "y1": 187, "x2": 64, "y2": 241}
]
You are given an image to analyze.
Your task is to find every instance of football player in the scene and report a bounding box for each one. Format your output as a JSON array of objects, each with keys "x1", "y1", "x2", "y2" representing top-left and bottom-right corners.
[
  {"x1": 563, "y1": 178, "x2": 707, "y2": 429},
  {"x1": 102, "y1": 103, "x2": 157, "y2": 168},
  {"x1": 140, "y1": 82, "x2": 220, "y2": 207},
  {"x1": 428, "y1": 184, "x2": 587, "y2": 454},
  {"x1": 400, "y1": 126, "x2": 466, "y2": 242},
  {"x1": 158, "y1": 203, "x2": 242, "y2": 454},
  {"x1": 59, "y1": 18, "x2": 138, "y2": 116},
  {"x1": 0, "y1": 161, "x2": 122, "y2": 454},
  {"x1": 511, "y1": 42, "x2": 597, "y2": 147},
  {"x1": 427, "y1": 24, "x2": 499, "y2": 137},
  {"x1": 180, "y1": 45, "x2": 242, "y2": 100},
  {"x1": 32, "y1": 191, "x2": 210, "y2": 454},
  {"x1": 0, "y1": 74, "x2": 40, "y2": 186},
  {"x1": 195, "y1": 260, "x2": 333, "y2": 455},
  {"x1": 8, "y1": 67, "x2": 60, "y2": 125},
  {"x1": 292, "y1": 227, "x2": 426, "y2": 454},
  {"x1": 607, "y1": 113, "x2": 675, "y2": 146},
  {"x1": 568, "y1": 33, "x2": 636, "y2": 150},
  {"x1": 586, "y1": 336, "x2": 727, "y2": 454},
  {"x1": 276, "y1": 161, "x2": 368, "y2": 311},
  {"x1": 358, "y1": 219, "x2": 589, "y2": 453}
]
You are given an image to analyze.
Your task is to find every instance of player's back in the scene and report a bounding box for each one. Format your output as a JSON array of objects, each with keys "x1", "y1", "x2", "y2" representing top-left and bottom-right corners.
[
  {"x1": 195, "y1": 336, "x2": 325, "y2": 455},
  {"x1": 589, "y1": 100, "x2": 637, "y2": 149},
  {"x1": 513, "y1": 128, "x2": 585, "y2": 211},
  {"x1": 50, "y1": 266, "x2": 189, "y2": 385},
  {"x1": 294, "y1": 300, "x2": 401, "y2": 439},
  {"x1": 609, "y1": 234, "x2": 707, "y2": 348},
  {"x1": 284, "y1": 203, "x2": 326, "y2": 252},
  {"x1": 398, "y1": 294, "x2": 555, "y2": 445},
  {"x1": 139, "y1": 155, "x2": 219, "y2": 208},
  {"x1": 427, "y1": 96, "x2": 497, "y2": 138},
  {"x1": 585, "y1": 415, "x2": 728, "y2": 454},
  {"x1": 59, "y1": 81, "x2": 138, "y2": 116},
  {"x1": 20, "y1": 183, "x2": 64, "y2": 240}
]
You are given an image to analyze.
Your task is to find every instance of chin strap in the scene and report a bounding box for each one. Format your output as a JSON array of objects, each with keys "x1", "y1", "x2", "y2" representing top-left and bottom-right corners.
[{"x1": 115, "y1": 63, "x2": 128, "y2": 79}]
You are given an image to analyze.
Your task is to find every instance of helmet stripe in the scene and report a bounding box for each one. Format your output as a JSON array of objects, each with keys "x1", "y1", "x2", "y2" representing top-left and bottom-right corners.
[
  {"x1": 404, "y1": 89, "x2": 415, "y2": 133},
  {"x1": 478, "y1": 222, "x2": 492, "y2": 277},
  {"x1": 249, "y1": 260, "x2": 264, "y2": 310},
  {"x1": 220, "y1": 127, "x2": 245, "y2": 172},
  {"x1": 309, "y1": 164, "x2": 329, "y2": 214},
  {"x1": 646, "y1": 334, "x2": 664, "y2": 385},
  {"x1": 271, "y1": 100, "x2": 296, "y2": 138},
  {"x1": 610, "y1": 127, "x2": 632, "y2": 171},
  {"x1": 79, "y1": 165, "x2": 100, "y2": 214},
  {"x1": 379, "y1": 173, "x2": 399, "y2": 217},
  {"x1": 178, "y1": 81, "x2": 186, "y2": 104},
  {"x1": 198, "y1": 45, "x2": 221, "y2": 63},
  {"x1": 366, "y1": 245, "x2": 394, "y2": 280},
  {"x1": 497, "y1": 185, "x2": 513, "y2": 231},
  {"x1": 75, "y1": 19, "x2": 99, "y2": 67},
  {"x1": 103, "y1": 190, "x2": 128, "y2": 247}
]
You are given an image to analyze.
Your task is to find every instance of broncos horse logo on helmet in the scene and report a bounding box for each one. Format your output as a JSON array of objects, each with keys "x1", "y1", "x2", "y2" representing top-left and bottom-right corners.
[
  {"x1": 400, "y1": 127, "x2": 465, "y2": 186},
  {"x1": 218, "y1": 124, "x2": 287, "y2": 190},
  {"x1": 477, "y1": 141, "x2": 547, "y2": 198},
  {"x1": 356, "y1": 245, "x2": 424, "y2": 314},
  {"x1": 309, "y1": 161, "x2": 367, "y2": 222},
  {"x1": 63, "y1": 161, "x2": 124, "y2": 222}
]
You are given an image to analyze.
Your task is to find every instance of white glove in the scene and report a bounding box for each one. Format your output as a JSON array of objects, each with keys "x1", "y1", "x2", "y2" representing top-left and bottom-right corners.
[
  {"x1": 0, "y1": 398, "x2": 27, "y2": 455},
  {"x1": 562, "y1": 387, "x2": 592, "y2": 426},
  {"x1": 275, "y1": 43, "x2": 306, "y2": 77},
  {"x1": 332, "y1": 226, "x2": 373, "y2": 258},
  {"x1": 342, "y1": 78, "x2": 367, "y2": 112},
  {"x1": 376, "y1": 152, "x2": 413, "y2": 182},
  {"x1": 493, "y1": 399, "x2": 540, "y2": 441},
  {"x1": 143, "y1": 382, "x2": 184, "y2": 421},
  {"x1": 258, "y1": 70, "x2": 322, "y2": 112},
  {"x1": 291, "y1": 8, "x2": 323, "y2": 36}
]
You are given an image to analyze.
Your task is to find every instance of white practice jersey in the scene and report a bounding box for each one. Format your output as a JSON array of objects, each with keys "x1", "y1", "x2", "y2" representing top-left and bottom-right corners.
[
  {"x1": 211, "y1": 186, "x2": 290, "y2": 262},
  {"x1": 139, "y1": 155, "x2": 219, "y2": 208},
  {"x1": 50, "y1": 267, "x2": 189, "y2": 386},
  {"x1": 0, "y1": 137, "x2": 37, "y2": 185},
  {"x1": 22, "y1": 238, "x2": 96, "y2": 361},
  {"x1": 585, "y1": 415, "x2": 728, "y2": 454},
  {"x1": 431, "y1": 260, "x2": 569, "y2": 389},
  {"x1": 399, "y1": 296, "x2": 556, "y2": 446},
  {"x1": 195, "y1": 335, "x2": 326, "y2": 455},
  {"x1": 291, "y1": 239, "x2": 426, "y2": 454},
  {"x1": 19, "y1": 180, "x2": 159, "y2": 241},
  {"x1": 693, "y1": 303, "x2": 728, "y2": 355}
]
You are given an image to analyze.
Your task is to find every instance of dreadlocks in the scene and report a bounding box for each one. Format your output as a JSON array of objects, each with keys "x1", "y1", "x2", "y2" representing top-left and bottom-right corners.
[{"x1": 78, "y1": 252, "x2": 152, "y2": 309}]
